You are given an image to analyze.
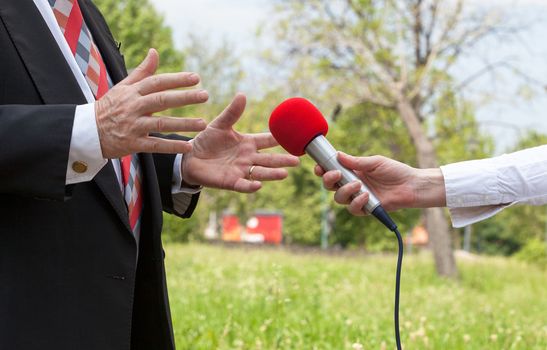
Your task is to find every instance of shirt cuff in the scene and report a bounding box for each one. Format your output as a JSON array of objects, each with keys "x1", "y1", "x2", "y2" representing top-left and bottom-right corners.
[
  {"x1": 448, "y1": 204, "x2": 514, "y2": 228},
  {"x1": 172, "y1": 153, "x2": 202, "y2": 195},
  {"x1": 66, "y1": 103, "x2": 107, "y2": 184}
]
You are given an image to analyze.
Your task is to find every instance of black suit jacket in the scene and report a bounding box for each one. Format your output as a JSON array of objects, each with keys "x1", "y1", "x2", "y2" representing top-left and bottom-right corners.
[{"x1": 0, "y1": 1, "x2": 198, "y2": 349}]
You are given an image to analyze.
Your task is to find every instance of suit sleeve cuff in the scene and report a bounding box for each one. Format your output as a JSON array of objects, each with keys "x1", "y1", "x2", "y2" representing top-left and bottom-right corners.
[{"x1": 66, "y1": 103, "x2": 107, "y2": 184}]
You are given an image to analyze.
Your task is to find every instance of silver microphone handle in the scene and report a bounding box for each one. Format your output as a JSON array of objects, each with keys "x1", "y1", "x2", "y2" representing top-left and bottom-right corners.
[{"x1": 305, "y1": 135, "x2": 381, "y2": 214}]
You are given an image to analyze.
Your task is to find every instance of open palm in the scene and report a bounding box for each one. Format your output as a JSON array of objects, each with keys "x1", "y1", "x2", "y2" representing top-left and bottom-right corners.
[{"x1": 181, "y1": 94, "x2": 299, "y2": 193}]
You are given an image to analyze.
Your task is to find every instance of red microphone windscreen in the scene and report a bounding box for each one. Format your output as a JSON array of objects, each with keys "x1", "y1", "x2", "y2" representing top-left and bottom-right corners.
[{"x1": 269, "y1": 98, "x2": 329, "y2": 156}]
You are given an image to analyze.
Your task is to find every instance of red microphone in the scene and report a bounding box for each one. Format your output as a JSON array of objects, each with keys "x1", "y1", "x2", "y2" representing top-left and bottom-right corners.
[{"x1": 269, "y1": 97, "x2": 397, "y2": 231}]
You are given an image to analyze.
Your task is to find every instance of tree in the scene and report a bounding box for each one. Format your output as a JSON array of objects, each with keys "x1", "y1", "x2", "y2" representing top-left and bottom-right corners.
[
  {"x1": 93, "y1": 0, "x2": 184, "y2": 71},
  {"x1": 182, "y1": 33, "x2": 245, "y2": 107},
  {"x1": 269, "y1": 0, "x2": 529, "y2": 278}
]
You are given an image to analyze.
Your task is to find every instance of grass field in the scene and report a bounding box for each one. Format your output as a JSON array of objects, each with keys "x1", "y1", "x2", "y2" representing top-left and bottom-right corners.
[{"x1": 165, "y1": 244, "x2": 547, "y2": 350}]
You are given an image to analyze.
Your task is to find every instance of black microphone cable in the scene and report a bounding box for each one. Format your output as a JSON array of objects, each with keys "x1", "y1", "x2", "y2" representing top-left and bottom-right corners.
[
  {"x1": 370, "y1": 206, "x2": 403, "y2": 350},
  {"x1": 392, "y1": 227, "x2": 403, "y2": 350}
]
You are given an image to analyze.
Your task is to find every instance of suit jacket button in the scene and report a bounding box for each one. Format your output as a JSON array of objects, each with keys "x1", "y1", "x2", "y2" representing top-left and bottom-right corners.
[{"x1": 72, "y1": 161, "x2": 88, "y2": 173}]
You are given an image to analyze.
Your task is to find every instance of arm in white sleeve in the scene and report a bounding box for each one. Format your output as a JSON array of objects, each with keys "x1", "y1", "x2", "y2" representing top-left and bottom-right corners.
[
  {"x1": 65, "y1": 103, "x2": 107, "y2": 184},
  {"x1": 440, "y1": 145, "x2": 547, "y2": 227}
]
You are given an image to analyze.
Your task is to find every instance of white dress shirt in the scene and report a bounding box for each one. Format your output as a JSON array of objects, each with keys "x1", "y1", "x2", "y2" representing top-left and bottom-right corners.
[
  {"x1": 34, "y1": 0, "x2": 195, "y2": 195},
  {"x1": 441, "y1": 145, "x2": 547, "y2": 228}
]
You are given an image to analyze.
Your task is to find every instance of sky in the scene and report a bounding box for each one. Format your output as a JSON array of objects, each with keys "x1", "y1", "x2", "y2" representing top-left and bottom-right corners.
[{"x1": 150, "y1": 0, "x2": 547, "y2": 153}]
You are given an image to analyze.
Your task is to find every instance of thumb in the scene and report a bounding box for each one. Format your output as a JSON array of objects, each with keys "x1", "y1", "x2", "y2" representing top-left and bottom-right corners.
[
  {"x1": 338, "y1": 152, "x2": 381, "y2": 173},
  {"x1": 209, "y1": 93, "x2": 246, "y2": 130},
  {"x1": 121, "y1": 48, "x2": 159, "y2": 85}
]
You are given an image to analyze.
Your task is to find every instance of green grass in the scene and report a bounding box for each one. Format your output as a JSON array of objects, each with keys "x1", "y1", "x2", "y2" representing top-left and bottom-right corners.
[{"x1": 165, "y1": 244, "x2": 547, "y2": 350}]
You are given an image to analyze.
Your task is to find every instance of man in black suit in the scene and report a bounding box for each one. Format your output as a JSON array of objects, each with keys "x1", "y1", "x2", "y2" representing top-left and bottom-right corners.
[{"x1": 0, "y1": 1, "x2": 298, "y2": 349}]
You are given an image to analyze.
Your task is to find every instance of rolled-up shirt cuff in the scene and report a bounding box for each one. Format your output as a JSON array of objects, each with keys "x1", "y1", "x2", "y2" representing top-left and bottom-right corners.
[{"x1": 66, "y1": 103, "x2": 107, "y2": 184}]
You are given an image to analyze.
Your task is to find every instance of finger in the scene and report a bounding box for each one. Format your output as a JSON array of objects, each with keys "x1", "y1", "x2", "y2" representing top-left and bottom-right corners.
[
  {"x1": 314, "y1": 164, "x2": 325, "y2": 177},
  {"x1": 334, "y1": 181, "x2": 362, "y2": 205},
  {"x1": 138, "y1": 136, "x2": 193, "y2": 154},
  {"x1": 248, "y1": 166, "x2": 289, "y2": 181},
  {"x1": 338, "y1": 152, "x2": 383, "y2": 173},
  {"x1": 252, "y1": 153, "x2": 300, "y2": 168},
  {"x1": 252, "y1": 133, "x2": 278, "y2": 150},
  {"x1": 120, "y1": 48, "x2": 159, "y2": 85},
  {"x1": 138, "y1": 90, "x2": 209, "y2": 114},
  {"x1": 322, "y1": 170, "x2": 342, "y2": 191},
  {"x1": 137, "y1": 72, "x2": 201, "y2": 95},
  {"x1": 233, "y1": 178, "x2": 262, "y2": 193},
  {"x1": 137, "y1": 117, "x2": 207, "y2": 133},
  {"x1": 347, "y1": 192, "x2": 369, "y2": 216},
  {"x1": 209, "y1": 93, "x2": 246, "y2": 130}
]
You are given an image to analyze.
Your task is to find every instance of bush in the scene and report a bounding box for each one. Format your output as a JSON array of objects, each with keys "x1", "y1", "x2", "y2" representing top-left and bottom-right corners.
[
  {"x1": 515, "y1": 239, "x2": 547, "y2": 269},
  {"x1": 162, "y1": 212, "x2": 204, "y2": 243}
]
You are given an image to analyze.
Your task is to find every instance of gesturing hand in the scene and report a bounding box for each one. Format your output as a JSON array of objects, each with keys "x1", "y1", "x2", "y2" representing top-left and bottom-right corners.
[
  {"x1": 181, "y1": 93, "x2": 300, "y2": 193},
  {"x1": 315, "y1": 152, "x2": 446, "y2": 215},
  {"x1": 95, "y1": 48, "x2": 208, "y2": 158}
]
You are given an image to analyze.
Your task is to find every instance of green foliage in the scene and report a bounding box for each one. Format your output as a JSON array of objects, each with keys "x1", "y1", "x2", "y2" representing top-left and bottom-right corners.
[
  {"x1": 472, "y1": 219, "x2": 523, "y2": 256},
  {"x1": 434, "y1": 89, "x2": 494, "y2": 164},
  {"x1": 280, "y1": 160, "x2": 323, "y2": 244},
  {"x1": 513, "y1": 130, "x2": 547, "y2": 150},
  {"x1": 166, "y1": 244, "x2": 547, "y2": 349},
  {"x1": 515, "y1": 239, "x2": 547, "y2": 269},
  {"x1": 93, "y1": 0, "x2": 184, "y2": 72},
  {"x1": 162, "y1": 212, "x2": 204, "y2": 244},
  {"x1": 182, "y1": 34, "x2": 245, "y2": 107}
]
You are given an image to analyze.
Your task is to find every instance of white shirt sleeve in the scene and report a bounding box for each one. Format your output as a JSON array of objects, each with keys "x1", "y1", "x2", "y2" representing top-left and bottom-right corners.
[
  {"x1": 440, "y1": 145, "x2": 547, "y2": 228},
  {"x1": 66, "y1": 103, "x2": 108, "y2": 184}
]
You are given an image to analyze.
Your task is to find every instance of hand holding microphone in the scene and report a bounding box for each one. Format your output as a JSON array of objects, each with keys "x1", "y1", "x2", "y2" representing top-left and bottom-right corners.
[
  {"x1": 314, "y1": 152, "x2": 448, "y2": 214},
  {"x1": 269, "y1": 97, "x2": 397, "y2": 232}
]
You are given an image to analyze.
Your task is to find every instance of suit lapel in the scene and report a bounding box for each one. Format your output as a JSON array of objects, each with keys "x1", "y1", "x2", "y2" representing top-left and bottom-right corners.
[
  {"x1": 0, "y1": 1, "x2": 84, "y2": 105},
  {"x1": 0, "y1": 0, "x2": 131, "y2": 233}
]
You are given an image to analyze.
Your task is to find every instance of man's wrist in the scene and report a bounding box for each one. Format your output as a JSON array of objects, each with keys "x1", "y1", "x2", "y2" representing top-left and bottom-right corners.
[{"x1": 179, "y1": 155, "x2": 201, "y2": 188}]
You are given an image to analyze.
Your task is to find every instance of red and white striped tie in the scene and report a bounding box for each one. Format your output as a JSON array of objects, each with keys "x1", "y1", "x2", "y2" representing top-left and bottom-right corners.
[{"x1": 50, "y1": 0, "x2": 144, "y2": 241}]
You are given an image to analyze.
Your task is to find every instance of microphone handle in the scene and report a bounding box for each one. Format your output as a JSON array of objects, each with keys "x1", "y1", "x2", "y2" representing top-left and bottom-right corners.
[
  {"x1": 305, "y1": 135, "x2": 380, "y2": 213},
  {"x1": 306, "y1": 135, "x2": 397, "y2": 231}
]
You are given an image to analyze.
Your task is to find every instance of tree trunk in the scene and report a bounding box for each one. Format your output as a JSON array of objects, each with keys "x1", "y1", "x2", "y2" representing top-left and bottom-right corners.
[
  {"x1": 424, "y1": 207, "x2": 458, "y2": 277},
  {"x1": 396, "y1": 96, "x2": 458, "y2": 278}
]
